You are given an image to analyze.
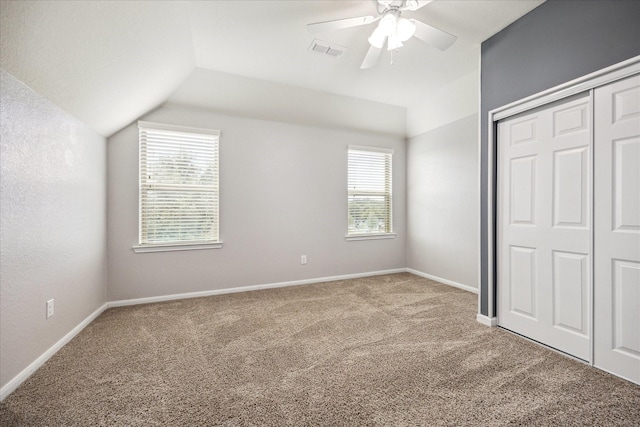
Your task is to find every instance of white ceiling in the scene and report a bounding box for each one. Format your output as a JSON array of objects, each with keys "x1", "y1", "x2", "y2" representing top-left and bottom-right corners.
[{"x1": 0, "y1": 0, "x2": 544, "y2": 137}]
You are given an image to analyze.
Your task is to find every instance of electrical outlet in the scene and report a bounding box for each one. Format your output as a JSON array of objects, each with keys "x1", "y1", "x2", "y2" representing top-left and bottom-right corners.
[
  {"x1": 301, "y1": 255, "x2": 307, "y2": 265},
  {"x1": 46, "y1": 299, "x2": 54, "y2": 319}
]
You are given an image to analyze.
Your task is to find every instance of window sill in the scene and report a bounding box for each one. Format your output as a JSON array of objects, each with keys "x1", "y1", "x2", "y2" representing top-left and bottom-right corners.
[
  {"x1": 132, "y1": 241, "x2": 224, "y2": 253},
  {"x1": 345, "y1": 233, "x2": 396, "y2": 241}
]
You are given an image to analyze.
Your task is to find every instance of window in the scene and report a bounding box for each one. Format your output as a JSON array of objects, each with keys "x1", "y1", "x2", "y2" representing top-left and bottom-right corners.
[
  {"x1": 134, "y1": 121, "x2": 221, "y2": 252},
  {"x1": 347, "y1": 146, "x2": 395, "y2": 240}
]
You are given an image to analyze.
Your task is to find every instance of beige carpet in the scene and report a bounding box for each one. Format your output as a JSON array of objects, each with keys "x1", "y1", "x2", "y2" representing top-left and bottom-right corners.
[{"x1": 1, "y1": 273, "x2": 639, "y2": 426}]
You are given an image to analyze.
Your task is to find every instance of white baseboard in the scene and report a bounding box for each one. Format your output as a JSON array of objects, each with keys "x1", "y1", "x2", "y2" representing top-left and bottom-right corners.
[
  {"x1": 406, "y1": 268, "x2": 478, "y2": 294},
  {"x1": 108, "y1": 268, "x2": 407, "y2": 308},
  {"x1": 476, "y1": 313, "x2": 497, "y2": 327},
  {"x1": 0, "y1": 303, "x2": 108, "y2": 401}
]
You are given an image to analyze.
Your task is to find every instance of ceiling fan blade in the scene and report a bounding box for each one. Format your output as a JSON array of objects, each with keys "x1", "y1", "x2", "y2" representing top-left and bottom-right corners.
[
  {"x1": 412, "y1": 19, "x2": 457, "y2": 51},
  {"x1": 403, "y1": 0, "x2": 434, "y2": 11},
  {"x1": 307, "y1": 16, "x2": 378, "y2": 33},
  {"x1": 360, "y1": 44, "x2": 383, "y2": 69}
]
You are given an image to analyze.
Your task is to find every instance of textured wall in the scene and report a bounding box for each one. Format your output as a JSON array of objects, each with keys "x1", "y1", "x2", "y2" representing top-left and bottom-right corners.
[
  {"x1": 0, "y1": 70, "x2": 107, "y2": 390},
  {"x1": 407, "y1": 114, "x2": 478, "y2": 289},
  {"x1": 479, "y1": 0, "x2": 640, "y2": 316},
  {"x1": 0, "y1": 0, "x2": 195, "y2": 136},
  {"x1": 107, "y1": 103, "x2": 406, "y2": 301}
]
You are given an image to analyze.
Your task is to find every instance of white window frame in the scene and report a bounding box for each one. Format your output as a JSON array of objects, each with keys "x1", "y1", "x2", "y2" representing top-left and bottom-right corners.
[
  {"x1": 346, "y1": 145, "x2": 396, "y2": 241},
  {"x1": 133, "y1": 121, "x2": 223, "y2": 253}
]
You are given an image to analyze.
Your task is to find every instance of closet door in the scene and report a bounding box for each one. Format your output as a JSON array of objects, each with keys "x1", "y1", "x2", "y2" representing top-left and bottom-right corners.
[
  {"x1": 497, "y1": 94, "x2": 592, "y2": 361},
  {"x1": 594, "y1": 74, "x2": 640, "y2": 384}
]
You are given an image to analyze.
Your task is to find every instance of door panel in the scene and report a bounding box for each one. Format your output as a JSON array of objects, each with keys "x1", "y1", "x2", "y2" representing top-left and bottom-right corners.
[
  {"x1": 612, "y1": 260, "x2": 640, "y2": 358},
  {"x1": 498, "y1": 94, "x2": 592, "y2": 361},
  {"x1": 553, "y1": 147, "x2": 588, "y2": 228},
  {"x1": 510, "y1": 118, "x2": 537, "y2": 145},
  {"x1": 509, "y1": 246, "x2": 537, "y2": 318},
  {"x1": 510, "y1": 156, "x2": 536, "y2": 225},
  {"x1": 613, "y1": 137, "x2": 640, "y2": 231},
  {"x1": 552, "y1": 251, "x2": 588, "y2": 336},
  {"x1": 553, "y1": 102, "x2": 589, "y2": 136},
  {"x1": 594, "y1": 74, "x2": 640, "y2": 384}
]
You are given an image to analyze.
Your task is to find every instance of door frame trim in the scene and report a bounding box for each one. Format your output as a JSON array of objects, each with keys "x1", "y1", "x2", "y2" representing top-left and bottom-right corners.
[{"x1": 481, "y1": 55, "x2": 640, "y2": 323}]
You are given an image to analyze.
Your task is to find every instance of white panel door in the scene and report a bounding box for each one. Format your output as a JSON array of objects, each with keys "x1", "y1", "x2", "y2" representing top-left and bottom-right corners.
[
  {"x1": 594, "y1": 74, "x2": 640, "y2": 384},
  {"x1": 498, "y1": 94, "x2": 592, "y2": 361}
]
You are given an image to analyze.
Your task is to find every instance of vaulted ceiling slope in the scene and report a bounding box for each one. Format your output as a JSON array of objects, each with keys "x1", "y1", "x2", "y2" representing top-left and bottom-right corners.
[{"x1": 0, "y1": 0, "x2": 543, "y2": 137}]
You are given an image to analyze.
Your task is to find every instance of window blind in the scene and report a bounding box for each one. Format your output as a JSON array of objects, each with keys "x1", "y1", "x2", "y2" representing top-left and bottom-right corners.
[
  {"x1": 347, "y1": 146, "x2": 393, "y2": 235},
  {"x1": 138, "y1": 122, "x2": 220, "y2": 245}
]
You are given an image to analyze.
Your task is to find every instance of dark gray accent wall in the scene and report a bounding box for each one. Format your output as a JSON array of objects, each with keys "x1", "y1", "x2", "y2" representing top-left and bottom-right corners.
[{"x1": 480, "y1": 0, "x2": 640, "y2": 316}]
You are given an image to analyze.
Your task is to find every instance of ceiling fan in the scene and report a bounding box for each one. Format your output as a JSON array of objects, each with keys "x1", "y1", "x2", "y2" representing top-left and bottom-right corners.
[{"x1": 307, "y1": 0, "x2": 457, "y2": 69}]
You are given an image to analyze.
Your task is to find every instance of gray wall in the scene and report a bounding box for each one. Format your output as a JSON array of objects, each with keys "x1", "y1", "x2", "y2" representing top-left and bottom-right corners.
[
  {"x1": 480, "y1": 0, "x2": 640, "y2": 316},
  {"x1": 407, "y1": 114, "x2": 478, "y2": 289},
  {"x1": 107, "y1": 103, "x2": 406, "y2": 301},
  {"x1": 0, "y1": 70, "x2": 107, "y2": 390}
]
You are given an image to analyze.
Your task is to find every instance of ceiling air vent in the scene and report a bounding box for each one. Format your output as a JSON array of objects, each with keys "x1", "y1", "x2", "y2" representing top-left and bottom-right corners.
[{"x1": 308, "y1": 39, "x2": 346, "y2": 58}]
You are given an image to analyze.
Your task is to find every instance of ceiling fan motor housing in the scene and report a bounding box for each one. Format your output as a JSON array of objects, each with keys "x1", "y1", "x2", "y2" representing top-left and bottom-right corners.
[{"x1": 377, "y1": 0, "x2": 423, "y2": 10}]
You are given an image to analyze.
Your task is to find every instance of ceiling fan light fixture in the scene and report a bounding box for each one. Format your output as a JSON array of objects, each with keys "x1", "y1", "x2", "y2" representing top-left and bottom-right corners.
[
  {"x1": 387, "y1": 32, "x2": 403, "y2": 51},
  {"x1": 377, "y1": 12, "x2": 397, "y2": 37},
  {"x1": 368, "y1": 28, "x2": 386, "y2": 48},
  {"x1": 306, "y1": 0, "x2": 456, "y2": 69},
  {"x1": 396, "y1": 18, "x2": 416, "y2": 42}
]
